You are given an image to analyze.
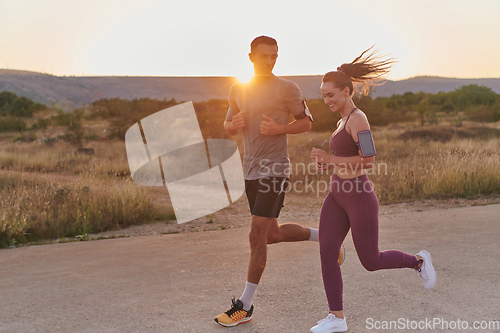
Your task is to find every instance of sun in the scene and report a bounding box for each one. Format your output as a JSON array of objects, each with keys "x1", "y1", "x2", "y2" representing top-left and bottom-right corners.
[{"x1": 235, "y1": 68, "x2": 253, "y2": 84}]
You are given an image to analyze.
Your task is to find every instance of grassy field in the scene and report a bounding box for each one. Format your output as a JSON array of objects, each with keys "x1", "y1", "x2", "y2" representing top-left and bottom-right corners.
[
  {"x1": 0, "y1": 170, "x2": 157, "y2": 247},
  {"x1": 0, "y1": 136, "x2": 158, "y2": 247},
  {"x1": 1, "y1": 120, "x2": 499, "y2": 247},
  {"x1": 288, "y1": 122, "x2": 500, "y2": 203}
]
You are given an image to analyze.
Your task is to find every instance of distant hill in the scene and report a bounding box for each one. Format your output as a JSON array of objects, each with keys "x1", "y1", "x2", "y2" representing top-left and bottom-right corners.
[
  {"x1": 279, "y1": 75, "x2": 500, "y2": 100},
  {"x1": 0, "y1": 69, "x2": 239, "y2": 111},
  {"x1": 370, "y1": 76, "x2": 500, "y2": 99},
  {"x1": 1, "y1": 69, "x2": 500, "y2": 111}
]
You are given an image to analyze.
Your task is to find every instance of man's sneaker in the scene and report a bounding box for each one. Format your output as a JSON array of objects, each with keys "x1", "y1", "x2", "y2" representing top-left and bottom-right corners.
[
  {"x1": 214, "y1": 297, "x2": 253, "y2": 327},
  {"x1": 310, "y1": 313, "x2": 348, "y2": 333},
  {"x1": 338, "y1": 244, "x2": 346, "y2": 266},
  {"x1": 416, "y1": 250, "x2": 436, "y2": 289}
]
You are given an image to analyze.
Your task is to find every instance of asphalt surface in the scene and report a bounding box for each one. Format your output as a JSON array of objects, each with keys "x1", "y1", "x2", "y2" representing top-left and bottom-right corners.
[{"x1": 1, "y1": 204, "x2": 500, "y2": 332}]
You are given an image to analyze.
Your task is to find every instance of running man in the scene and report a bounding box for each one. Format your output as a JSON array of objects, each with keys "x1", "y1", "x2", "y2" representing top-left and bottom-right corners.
[{"x1": 214, "y1": 36, "x2": 343, "y2": 327}]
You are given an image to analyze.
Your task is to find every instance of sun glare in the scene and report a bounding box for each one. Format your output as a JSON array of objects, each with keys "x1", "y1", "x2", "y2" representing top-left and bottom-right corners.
[{"x1": 236, "y1": 68, "x2": 253, "y2": 84}]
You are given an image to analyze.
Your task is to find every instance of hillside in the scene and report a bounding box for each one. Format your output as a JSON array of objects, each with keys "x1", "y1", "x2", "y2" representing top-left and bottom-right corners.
[
  {"x1": 0, "y1": 69, "x2": 238, "y2": 111},
  {"x1": 282, "y1": 75, "x2": 500, "y2": 99},
  {"x1": 371, "y1": 76, "x2": 500, "y2": 98},
  {"x1": 1, "y1": 69, "x2": 500, "y2": 111}
]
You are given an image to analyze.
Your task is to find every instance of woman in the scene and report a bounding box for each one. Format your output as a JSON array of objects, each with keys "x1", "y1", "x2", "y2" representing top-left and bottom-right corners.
[{"x1": 309, "y1": 47, "x2": 436, "y2": 333}]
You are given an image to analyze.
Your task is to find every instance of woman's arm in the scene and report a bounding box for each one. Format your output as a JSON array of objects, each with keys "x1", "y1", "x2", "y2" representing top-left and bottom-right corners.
[
  {"x1": 311, "y1": 110, "x2": 375, "y2": 171},
  {"x1": 311, "y1": 148, "x2": 375, "y2": 171}
]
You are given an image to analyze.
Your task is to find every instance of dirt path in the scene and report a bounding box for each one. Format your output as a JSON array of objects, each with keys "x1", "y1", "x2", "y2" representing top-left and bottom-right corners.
[{"x1": 1, "y1": 201, "x2": 500, "y2": 332}]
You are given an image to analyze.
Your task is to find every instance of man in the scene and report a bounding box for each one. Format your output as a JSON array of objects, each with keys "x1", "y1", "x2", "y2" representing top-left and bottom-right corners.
[{"x1": 214, "y1": 36, "x2": 342, "y2": 327}]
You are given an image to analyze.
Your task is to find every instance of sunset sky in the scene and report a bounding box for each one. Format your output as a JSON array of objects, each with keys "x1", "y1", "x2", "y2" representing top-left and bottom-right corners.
[{"x1": 1, "y1": 0, "x2": 499, "y2": 81}]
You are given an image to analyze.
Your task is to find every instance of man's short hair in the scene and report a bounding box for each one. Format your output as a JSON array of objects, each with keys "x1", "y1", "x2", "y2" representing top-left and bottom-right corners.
[{"x1": 250, "y1": 36, "x2": 278, "y2": 54}]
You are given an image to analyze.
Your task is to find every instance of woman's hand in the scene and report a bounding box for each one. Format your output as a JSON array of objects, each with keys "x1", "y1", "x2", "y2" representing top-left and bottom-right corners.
[
  {"x1": 315, "y1": 161, "x2": 333, "y2": 172},
  {"x1": 311, "y1": 148, "x2": 334, "y2": 170}
]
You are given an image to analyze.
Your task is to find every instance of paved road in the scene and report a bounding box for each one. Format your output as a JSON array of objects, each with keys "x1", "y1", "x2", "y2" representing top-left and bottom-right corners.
[{"x1": 1, "y1": 204, "x2": 499, "y2": 332}]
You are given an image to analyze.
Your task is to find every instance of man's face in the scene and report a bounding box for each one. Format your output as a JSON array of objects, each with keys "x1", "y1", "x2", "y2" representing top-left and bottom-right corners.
[{"x1": 249, "y1": 43, "x2": 278, "y2": 76}]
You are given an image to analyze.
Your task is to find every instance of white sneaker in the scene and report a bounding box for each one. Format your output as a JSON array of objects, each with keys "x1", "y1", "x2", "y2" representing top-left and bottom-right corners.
[
  {"x1": 416, "y1": 250, "x2": 436, "y2": 289},
  {"x1": 310, "y1": 313, "x2": 348, "y2": 333}
]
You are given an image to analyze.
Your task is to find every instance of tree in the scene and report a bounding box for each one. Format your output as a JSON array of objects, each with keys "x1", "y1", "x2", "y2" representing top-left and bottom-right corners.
[
  {"x1": 0, "y1": 116, "x2": 27, "y2": 132},
  {"x1": 193, "y1": 99, "x2": 230, "y2": 139},
  {"x1": 92, "y1": 97, "x2": 179, "y2": 140},
  {"x1": 453, "y1": 84, "x2": 497, "y2": 110},
  {"x1": 354, "y1": 95, "x2": 393, "y2": 126},
  {"x1": 0, "y1": 91, "x2": 18, "y2": 109},
  {"x1": 67, "y1": 109, "x2": 85, "y2": 147},
  {"x1": 307, "y1": 98, "x2": 339, "y2": 132},
  {"x1": 10, "y1": 96, "x2": 35, "y2": 117}
]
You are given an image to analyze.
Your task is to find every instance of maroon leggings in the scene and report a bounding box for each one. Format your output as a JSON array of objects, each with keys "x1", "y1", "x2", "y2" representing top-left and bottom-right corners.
[{"x1": 319, "y1": 174, "x2": 418, "y2": 311}]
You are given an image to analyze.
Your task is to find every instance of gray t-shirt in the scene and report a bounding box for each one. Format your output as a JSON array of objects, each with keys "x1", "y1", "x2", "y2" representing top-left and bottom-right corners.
[{"x1": 225, "y1": 75, "x2": 313, "y2": 180}]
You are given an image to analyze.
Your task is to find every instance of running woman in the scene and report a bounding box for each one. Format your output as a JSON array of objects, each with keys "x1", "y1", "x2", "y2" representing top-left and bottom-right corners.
[
  {"x1": 214, "y1": 36, "x2": 344, "y2": 327},
  {"x1": 309, "y1": 47, "x2": 436, "y2": 333}
]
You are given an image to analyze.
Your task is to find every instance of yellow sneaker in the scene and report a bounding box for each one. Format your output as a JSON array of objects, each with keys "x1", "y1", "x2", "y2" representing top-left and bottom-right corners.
[
  {"x1": 214, "y1": 297, "x2": 253, "y2": 327},
  {"x1": 338, "y1": 243, "x2": 346, "y2": 266}
]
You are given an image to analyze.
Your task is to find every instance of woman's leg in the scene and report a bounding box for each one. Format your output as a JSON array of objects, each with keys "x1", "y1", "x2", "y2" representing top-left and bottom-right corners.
[
  {"x1": 346, "y1": 183, "x2": 418, "y2": 271},
  {"x1": 319, "y1": 193, "x2": 351, "y2": 312}
]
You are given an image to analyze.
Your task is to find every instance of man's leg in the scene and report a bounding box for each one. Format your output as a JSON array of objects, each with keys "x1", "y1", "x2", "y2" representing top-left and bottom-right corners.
[
  {"x1": 266, "y1": 218, "x2": 311, "y2": 244},
  {"x1": 247, "y1": 215, "x2": 275, "y2": 283},
  {"x1": 240, "y1": 215, "x2": 315, "y2": 311},
  {"x1": 215, "y1": 177, "x2": 318, "y2": 326},
  {"x1": 214, "y1": 215, "x2": 273, "y2": 326}
]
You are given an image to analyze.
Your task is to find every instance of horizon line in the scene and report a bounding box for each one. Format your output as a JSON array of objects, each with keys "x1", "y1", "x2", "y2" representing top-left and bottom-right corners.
[{"x1": 1, "y1": 68, "x2": 499, "y2": 81}]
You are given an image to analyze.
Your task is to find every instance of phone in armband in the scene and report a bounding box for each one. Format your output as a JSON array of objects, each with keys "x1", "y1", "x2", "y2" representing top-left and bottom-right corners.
[{"x1": 357, "y1": 130, "x2": 376, "y2": 157}]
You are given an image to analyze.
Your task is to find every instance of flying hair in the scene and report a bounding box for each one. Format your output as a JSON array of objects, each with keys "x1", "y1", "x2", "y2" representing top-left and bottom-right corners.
[{"x1": 323, "y1": 45, "x2": 396, "y2": 96}]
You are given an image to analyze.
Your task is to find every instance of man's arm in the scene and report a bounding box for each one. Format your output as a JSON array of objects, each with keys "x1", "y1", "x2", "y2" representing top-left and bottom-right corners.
[
  {"x1": 224, "y1": 120, "x2": 237, "y2": 136},
  {"x1": 260, "y1": 116, "x2": 311, "y2": 136},
  {"x1": 224, "y1": 120, "x2": 239, "y2": 136},
  {"x1": 224, "y1": 84, "x2": 243, "y2": 136},
  {"x1": 224, "y1": 111, "x2": 245, "y2": 136}
]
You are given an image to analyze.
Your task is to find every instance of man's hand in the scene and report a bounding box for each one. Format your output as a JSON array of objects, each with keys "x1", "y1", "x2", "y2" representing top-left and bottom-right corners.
[
  {"x1": 231, "y1": 112, "x2": 246, "y2": 131},
  {"x1": 260, "y1": 115, "x2": 284, "y2": 136}
]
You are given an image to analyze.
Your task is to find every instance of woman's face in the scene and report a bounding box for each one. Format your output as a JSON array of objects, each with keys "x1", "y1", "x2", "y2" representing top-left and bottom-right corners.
[{"x1": 320, "y1": 81, "x2": 348, "y2": 114}]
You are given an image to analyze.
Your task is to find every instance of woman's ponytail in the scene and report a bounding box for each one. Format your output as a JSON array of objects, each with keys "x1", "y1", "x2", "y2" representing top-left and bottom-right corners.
[{"x1": 323, "y1": 46, "x2": 396, "y2": 96}]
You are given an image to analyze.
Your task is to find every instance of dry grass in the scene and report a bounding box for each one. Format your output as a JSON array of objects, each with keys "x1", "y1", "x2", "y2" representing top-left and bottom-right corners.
[
  {"x1": 287, "y1": 122, "x2": 500, "y2": 203},
  {"x1": 0, "y1": 140, "x2": 130, "y2": 176},
  {"x1": 0, "y1": 171, "x2": 155, "y2": 247},
  {"x1": 0, "y1": 134, "x2": 160, "y2": 247},
  {"x1": 1, "y1": 121, "x2": 499, "y2": 246},
  {"x1": 372, "y1": 124, "x2": 500, "y2": 203}
]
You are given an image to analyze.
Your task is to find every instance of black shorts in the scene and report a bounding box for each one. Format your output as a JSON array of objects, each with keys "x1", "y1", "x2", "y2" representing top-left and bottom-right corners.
[{"x1": 245, "y1": 177, "x2": 289, "y2": 218}]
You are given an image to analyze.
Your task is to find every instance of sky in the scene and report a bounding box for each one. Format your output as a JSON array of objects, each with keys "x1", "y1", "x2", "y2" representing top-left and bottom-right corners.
[{"x1": 1, "y1": 0, "x2": 500, "y2": 81}]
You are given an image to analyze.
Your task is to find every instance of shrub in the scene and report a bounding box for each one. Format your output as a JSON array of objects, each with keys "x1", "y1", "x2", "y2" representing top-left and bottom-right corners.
[{"x1": 0, "y1": 116, "x2": 27, "y2": 132}]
